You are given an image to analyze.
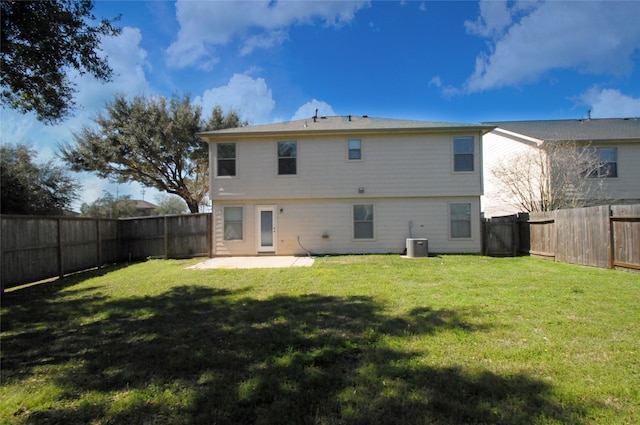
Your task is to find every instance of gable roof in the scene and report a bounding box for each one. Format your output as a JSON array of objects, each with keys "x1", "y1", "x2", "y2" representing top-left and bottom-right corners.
[
  {"x1": 133, "y1": 200, "x2": 158, "y2": 210},
  {"x1": 198, "y1": 115, "x2": 494, "y2": 140},
  {"x1": 483, "y1": 118, "x2": 640, "y2": 142}
]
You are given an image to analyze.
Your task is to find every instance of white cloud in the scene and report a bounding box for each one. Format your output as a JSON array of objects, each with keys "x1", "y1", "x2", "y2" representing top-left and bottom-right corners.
[
  {"x1": 75, "y1": 27, "x2": 150, "y2": 110},
  {"x1": 166, "y1": 0, "x2": 369, "y2": 69},
  {"x1": 14, "y1": 26, "x2": 151, "y2": 206},
  {"x1": 462, "y1": 1, "x2": 640, "y2": 93},
  {"x1": 464, "y1": 0, "x2": 514, "y2": 38},
  {"x1": 75, "y1": 174, "x2": 111, "y2": 208},
  {"x1": 578, "y1": 87, "x2": 640, "y2": 118},
  {"x1": 2, "y1": 27, "x2": 150, "y2": 144},
  {"x1": 2, "y1": 26, "x2": 151, "y2": 209},
  {"x1": 291, "y1": 99, "x2": 336, "y2": 121},
  {"x1": 428, "y1": 76, "x2": 443, "y2": 88},
  {"x1": 240, "y1": 30, "x2": 289, "y2": 56},
  {"x1": 195, "y1": 74, "x2": 276, "y2": 124},
  {"x1": 98, "y1": 27, "x2": 149, "y2": 91},
  {"x1": 0, "y1": 110, "x2": 35, "y2": 144},
  {"x1": 71, "y1": 175, "x2": 159, "y2": 210},
  {"x1": 49, "y1": 26, "x2": 152, "y2": 143}
]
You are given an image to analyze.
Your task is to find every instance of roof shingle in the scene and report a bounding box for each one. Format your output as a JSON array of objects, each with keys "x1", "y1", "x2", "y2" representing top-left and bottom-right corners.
[
  {"x1": 198, "y1": 115, "x2": 493, "y2": 139},
  {"x1": 483, "y1": 118, "x2": 640, "y2": 141}
]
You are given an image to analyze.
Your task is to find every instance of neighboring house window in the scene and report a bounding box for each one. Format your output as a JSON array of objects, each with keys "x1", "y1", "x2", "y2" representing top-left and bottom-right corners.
[
  {"x1": 453, "y1": 137, "x2": 474, "y2": 172},
  {"x1": 217, "y1": 143, "x2": 236, "y2": 177},
  {"x1": 353, "y1": 204, "x2": 374, "y2": 239},
  {"x1": 223, "y1": 206, "x2": 243, "y2": 240},
  {"x1": 450, "y1": 203, "x2": 471, "y2": 238},
  {"x1": 277, "y1": 141, "x2": 297, "y2": 175},
  {"x1": 348, "y1": 139, "x2": 362, "y2": 160},
  {"x1": 580, "y1": 147, "x2": 618, "y2": 178}
]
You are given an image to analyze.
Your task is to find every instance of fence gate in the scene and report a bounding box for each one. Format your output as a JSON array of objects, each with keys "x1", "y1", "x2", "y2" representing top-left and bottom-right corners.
[{"x1": 483, "y1": 214, "x2": 519, "y2": 257}]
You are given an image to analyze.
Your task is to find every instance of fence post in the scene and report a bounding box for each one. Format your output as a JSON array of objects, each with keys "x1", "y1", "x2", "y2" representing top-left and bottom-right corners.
[
  {"x1": 608, "y1": 206, "x2": 614, "y2": 269},
  {"x1": 96, "y1": 219, "x2": 102, "y2": 269},
  {"x1": 511, "y1": 219, "x2": 518, "y2": 257},
  {"x1": 481, "y1": 218, "x2": 487, "y2": 256},
  {"x1": 553, "y1": 210, "x2": 559, "y2": 262},
  {"x1": 57, "y1": 218, "x2": 64, "y2": 278},
  {"x1": 164, "y1": 216, "x2": 169, "y2": 259},
  {"x1": 208, "y1": 213, "x2": 213, "y2": 258},
  {"x1": 1, "y1": 217, "x2": 4, "y2": 292}
]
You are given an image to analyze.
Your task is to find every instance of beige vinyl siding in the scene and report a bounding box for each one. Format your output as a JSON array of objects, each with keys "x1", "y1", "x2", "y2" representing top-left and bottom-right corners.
[
  {"x1": 481, "y1": 131, "x2": 540, "y2": 217},
  {"x1": 482, "y1": 130, "x2": 640, "y2": 217},
  {"x1": 588, "y1": 141, "x2": 640, "y2": 203},
  {"x1": 210, "y1": 133, "x2": 483, "y2": 202},
  {"x1": 212, "y1": 197, "x2": 481, "y2": 256}
]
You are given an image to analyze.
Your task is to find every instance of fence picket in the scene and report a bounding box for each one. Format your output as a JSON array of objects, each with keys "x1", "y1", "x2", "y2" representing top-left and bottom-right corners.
[
  {"x1": 529, "y1": 204, "x2": 640, "y2": 271},
  {"x1": 1, "y1": 214, "x2": 212, "y2": 290}
]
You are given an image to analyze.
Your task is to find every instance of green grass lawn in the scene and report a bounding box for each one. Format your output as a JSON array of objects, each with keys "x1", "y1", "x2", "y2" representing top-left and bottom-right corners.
[{"x1": 1, "y1": 255, "x2": 638, "y2": 424}]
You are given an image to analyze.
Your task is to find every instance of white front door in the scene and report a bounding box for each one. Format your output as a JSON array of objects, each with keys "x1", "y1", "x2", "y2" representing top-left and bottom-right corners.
[{"x1": 257, "y1": 206, "x2": 276, "y2": 253}]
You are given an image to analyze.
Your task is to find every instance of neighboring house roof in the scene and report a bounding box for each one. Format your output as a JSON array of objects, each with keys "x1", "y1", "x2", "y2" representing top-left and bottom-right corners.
[
  {"x1": 199, "y1": 115, "x2": 494, "y2": 139},
  {"x1": 133, "y1": 200, "x2": 158, "y2": 210},
  {"x1": 483, "y1": 118, "x2": 640, "y2": 142}
]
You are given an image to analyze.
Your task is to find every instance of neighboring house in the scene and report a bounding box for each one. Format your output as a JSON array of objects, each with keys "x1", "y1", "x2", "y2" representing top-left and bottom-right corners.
[
  {"x1": 198, "y1": 115, "x2": 494, "y2": 256},
  {"x1": 133, "y1": 200, "x2": 158, "y2": 217},
  {"x1": 482, "y1": 118, "x2": 640, "y2": 217}
]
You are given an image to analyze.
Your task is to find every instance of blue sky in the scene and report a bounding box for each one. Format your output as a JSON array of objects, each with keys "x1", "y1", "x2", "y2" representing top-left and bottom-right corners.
[{"x1": 2, "y1": 0, "x2": 640, "y2": 208}]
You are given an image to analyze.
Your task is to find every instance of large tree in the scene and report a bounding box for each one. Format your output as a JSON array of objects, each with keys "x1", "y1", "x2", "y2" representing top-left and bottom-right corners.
[
  {"x1": 490, "y1": 141, "x2": 606, "y2": 213},
  {"x1": 155, "y1": 194, "x2": 188, "y2": 216},
  {"x1": 1, "y1": 0, "x2": 120, "y2": 124},
  {"x1": 1, "y1": 143, "x2": 80, "y2": 215},
  {"x1": 60, "y1": 94, "x2": 245, "y2": 213},
  {"x1": 80, "y1": 192, "x2": 137, "y2": 219}
]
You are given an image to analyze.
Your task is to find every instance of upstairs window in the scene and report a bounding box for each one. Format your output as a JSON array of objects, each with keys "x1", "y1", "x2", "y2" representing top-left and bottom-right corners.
[
  {"x1": 348, "y1": 139, "x2": 362, "y2": 160},
  {"x1": 580, "y1": 147, "x2": 618, "y2": 178},
  {"x1": 217, "y1": 143, "x2": 236, "y2": 176},
  {"x1": 453, "y1": 137, "x2": 474, "y2": 172},
  {"x1": 277, "y1": 141, "x2": 297, "y2": 175}
]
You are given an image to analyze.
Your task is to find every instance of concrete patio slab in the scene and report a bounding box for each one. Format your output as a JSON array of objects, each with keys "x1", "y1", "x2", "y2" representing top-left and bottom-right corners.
[{"x1": 187, "y1": 256, "x2": 315, "y2": 270}]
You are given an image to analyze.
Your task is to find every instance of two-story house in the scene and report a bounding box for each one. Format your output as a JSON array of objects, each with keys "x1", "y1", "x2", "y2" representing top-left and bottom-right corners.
[
  {"x1": 198, "y1": 116, "x2": 494, "y2": 256},
  {"x1": 482, "y1": 118, "x2": 640, "y2": 217}
]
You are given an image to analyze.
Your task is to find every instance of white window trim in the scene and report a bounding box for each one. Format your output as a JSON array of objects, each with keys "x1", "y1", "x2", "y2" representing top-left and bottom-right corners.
[
  {"x1": 448, "y1": 201, "x2": 473, "y2": 240},
  {"x1": 352, "y1": 203, "x2": 375, "y2": 241},
  {"x1": 452, "y1": 136, "x2": 475, "y2": 173},
  {"x1": 215, "y1": 142, "x2": 238, "y2": 179},
  {"x1": 347, "y1": 138, "x2": 363, "y2": 161},
  {"x1": 276, "y1": 141, "x2": 299, "y2": 177},
  {"x1": 584, "y1": 146, "x2": 619, "y2": 179},
  {"x1": 222, "y1": 205, "x2": 244, "y2": 241},
  {"x1": 256, "y1": 205, "x2": 277, "y2": 253}
]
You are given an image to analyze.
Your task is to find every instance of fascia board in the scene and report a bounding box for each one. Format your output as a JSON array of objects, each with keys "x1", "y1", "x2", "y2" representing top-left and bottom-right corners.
[
  {"x1": 491, "y1": 128, "x2": 543, "y2": 147},
  {"x1": 198, "y1": 125, "x2": 495, "y2": 143}
]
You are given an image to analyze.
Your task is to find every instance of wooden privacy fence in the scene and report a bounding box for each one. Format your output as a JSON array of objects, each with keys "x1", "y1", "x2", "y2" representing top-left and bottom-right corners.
[
  {"x1": 1, "y1": 216, "x2": 119, "y2": 290},
  {"x1": 529, "y1": 204, "x2": 640, "y2": 271},
  {"x1": 1, "y1": 213, "x2": 212, "y2": 290},
  {"x1": 120, "y1": 214, "x2": 211, "y2": 261},
  {"x1": 482, "y1": 213, "x2": 530, "y2": 257}
]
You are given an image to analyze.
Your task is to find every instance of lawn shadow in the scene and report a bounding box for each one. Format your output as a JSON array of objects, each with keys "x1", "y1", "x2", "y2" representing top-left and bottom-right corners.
[
  {"x1": 2, "y1": 283, "x2": 591, "y2": 424},
  {"x1": 2, "y1": 262, "x2": 129, "y2": 298},
  {"x1": 380, "y1": 306, "x2": 481, "y2": 336}
]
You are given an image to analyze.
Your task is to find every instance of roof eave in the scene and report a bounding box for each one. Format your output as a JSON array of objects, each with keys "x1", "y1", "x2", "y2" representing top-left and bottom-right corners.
[{"x1": 197, "y1": 125, "x2": 496, "y2": 142}]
